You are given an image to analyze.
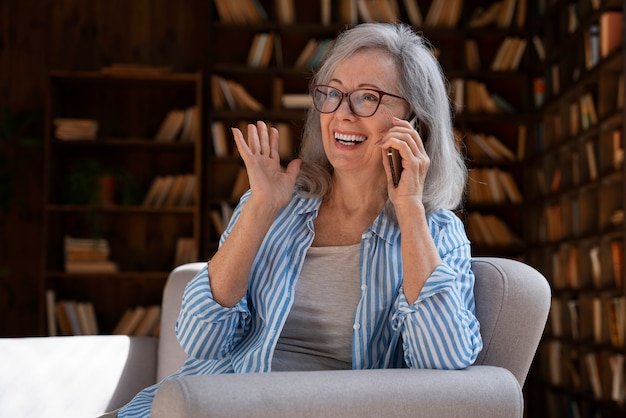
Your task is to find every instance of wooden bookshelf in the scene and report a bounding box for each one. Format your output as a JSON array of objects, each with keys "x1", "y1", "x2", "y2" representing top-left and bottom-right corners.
[
  {"x1": 526, "y1": 0, "x2": 626, "y2": 415},
  {"x1": 42, "y1": 69, "x2": 203, "y2": 334}
]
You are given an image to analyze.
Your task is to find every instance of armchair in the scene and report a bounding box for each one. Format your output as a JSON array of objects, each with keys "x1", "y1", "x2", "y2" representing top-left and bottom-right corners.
[{"x1": 0, "y1": 258, "x2": 550, "y2": 418}]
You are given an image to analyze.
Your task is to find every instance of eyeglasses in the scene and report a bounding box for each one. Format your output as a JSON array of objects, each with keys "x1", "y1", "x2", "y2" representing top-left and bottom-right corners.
[{"x1": 310, "y1": 85, "x2": 408, "y2": 117}]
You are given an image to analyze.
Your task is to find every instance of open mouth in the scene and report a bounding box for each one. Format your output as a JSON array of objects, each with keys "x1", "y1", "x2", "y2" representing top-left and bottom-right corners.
[{"x1": 335, "y1": 132, "x2": 367, "y2": 146}]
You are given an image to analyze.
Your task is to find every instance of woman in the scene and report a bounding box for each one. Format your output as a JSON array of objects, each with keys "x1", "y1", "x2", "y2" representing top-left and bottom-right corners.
[{"x1": 117, "y1": 22, "x2": 482, "y2": 417}]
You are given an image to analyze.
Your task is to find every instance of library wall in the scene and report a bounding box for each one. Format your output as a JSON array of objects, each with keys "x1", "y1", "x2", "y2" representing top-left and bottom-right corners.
[{"x1": 0, "y1": 0, "x2": 209, "y2": 336}]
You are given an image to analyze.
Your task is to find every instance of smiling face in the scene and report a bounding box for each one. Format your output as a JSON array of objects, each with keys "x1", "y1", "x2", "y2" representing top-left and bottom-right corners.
[{"x1": 319, "y1": 48, "x2": 410, "y2": 182}]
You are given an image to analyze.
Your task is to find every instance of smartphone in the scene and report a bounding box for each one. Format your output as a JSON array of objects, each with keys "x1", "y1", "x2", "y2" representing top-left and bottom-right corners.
[{"x1": 387, "y1": 147, "x2": 402, "y2": 187}]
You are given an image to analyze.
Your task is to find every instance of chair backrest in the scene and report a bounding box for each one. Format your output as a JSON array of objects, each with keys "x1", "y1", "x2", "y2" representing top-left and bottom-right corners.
[
  {"x1": 156, "y1": 258, "x2": 551, "y2": 386},
  {"x1": 472, "y1": 257, "x2": 551, "y2": 386},
  {"x1": 157, "y1": 262, "x2": 205, "y2": 381}
]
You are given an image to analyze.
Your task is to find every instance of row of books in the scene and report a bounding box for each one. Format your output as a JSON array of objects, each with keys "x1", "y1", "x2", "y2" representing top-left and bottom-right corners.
[
  {"x1": 113, "y1": 305, "x2": 162, "y2": 337},
  {"x1": 464, "y1": 37, "x2": 527, "y2": 72},
  {"x1": 569, "y1": 93, "x2": 598, "y2": 135},
  {"x1": 466, "y1": 167, "x2": 523, "y2": 205},
  {"x1": 465, "y1": 212, "x2": 523, "y2": 247},
  {"x1": 539, "y1": 192, "x2": 622, "y2": 243},
  {"x1": 550, "y1": 294, "x2": 625, "y2": 348},
  {"x1": 536, "y1": 131, "x2": 622, "y2": 183},
  {"x1": 213, "y1": 0, "x2": 526, "y2": 29},
  {"x1": 533, "y1": 36, "x2": 624, "y2": 104},
  {"x1": 212, "y1": 0, "x2": 268, "y2": 24},
  {"x1": 293, "y1": 38, "x2": 334, "y2": 69},
  {"x1": 64, "y1": 236, "x2": 118, "y2": 274},
  {"x1": 464, "y1": 131, "x2": 518, "y2": 162},
  {"x1": 450, "y1": 79, "x2": 516, "y2": 115},
  {"x1": 549, "y1": 240, "x2": 623, "y2": 291},
  {"x1": 583, "y1": 11, "x2": 623, "y2": 70},
  {"x1": 53, "y1": 118, "x2": 99, "y2": 141},
  {"x1": 142, "y1": 174, "x2": 196, "y2": 208},
  {"x1": 245, "y1": 32, "x2": 335, "y2": 70},
  {"x1": 154, "y1": 106, "x2": 200, "y2": 143},
  {"x1": 211, "y1": 75, "x2": 263, "y2": 111},
  {"x1": 47, "y1": 292, "x2": 163, "y2": 337},
  {"x1": 534, "y1": 77, "x2": 623, "y2": 155},
  {"x1": 47, "y1": 295, "x2": 99, "y2": 336},
  {"x1": 542, "y1": 341, "x2": 626, "y2": 403},
  {"x1": 466, "y1": 0, "x2": 526, "y2": 29}
]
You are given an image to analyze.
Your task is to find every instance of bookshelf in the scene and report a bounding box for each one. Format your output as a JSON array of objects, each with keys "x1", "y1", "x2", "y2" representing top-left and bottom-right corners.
[
  {"x1": 42, "y1": 69, "x2": 203, "y2": 335},
  {"x1": 525, "y1": 0, "x2": 626, "y2": 416}
]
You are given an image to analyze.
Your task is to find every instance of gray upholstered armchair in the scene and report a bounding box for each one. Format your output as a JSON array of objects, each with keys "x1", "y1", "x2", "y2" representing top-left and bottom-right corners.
[{"x1": 0, "y1": 258, "x2": 550, "y2": 418}]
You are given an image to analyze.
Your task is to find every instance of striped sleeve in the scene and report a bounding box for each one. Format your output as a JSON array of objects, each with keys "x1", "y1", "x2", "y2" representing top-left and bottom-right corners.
[
  {"x1": 175, "y1": 194, "x2": 252, "y2": 360},
  {"x1": 175, "y1": 266, "x2": 250, "y2": 360},
  {"x1": 393, "y1": 210, "x2": 483, "y2": 370}
]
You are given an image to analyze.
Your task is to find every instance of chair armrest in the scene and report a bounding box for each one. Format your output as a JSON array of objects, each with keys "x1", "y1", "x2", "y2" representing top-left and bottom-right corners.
[
  {"x1": 152, "y1": 366, "x2": 522, "y2": 418},
  {"x1": 0, "y1": 335, "x2": 157, "y2": 417}
]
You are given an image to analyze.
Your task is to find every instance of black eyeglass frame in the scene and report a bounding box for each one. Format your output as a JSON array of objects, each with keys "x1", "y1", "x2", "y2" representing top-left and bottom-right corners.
[{"x1": 310, "y1": 84, "x2": 409, "y2": 117}]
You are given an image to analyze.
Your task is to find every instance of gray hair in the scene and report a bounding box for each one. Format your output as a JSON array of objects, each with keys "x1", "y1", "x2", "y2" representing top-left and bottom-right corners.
[{"x1": 295, "y1": 23, "x2": 467, "y2": 214}]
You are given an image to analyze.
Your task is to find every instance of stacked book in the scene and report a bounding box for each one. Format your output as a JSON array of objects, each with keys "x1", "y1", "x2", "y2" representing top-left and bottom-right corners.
[
  {"x1": 64, "y1": 236, "x2": 118, "y2": 273},
  {"x1": 53, "y1": 118, "x2": 99, "y2": 140}
]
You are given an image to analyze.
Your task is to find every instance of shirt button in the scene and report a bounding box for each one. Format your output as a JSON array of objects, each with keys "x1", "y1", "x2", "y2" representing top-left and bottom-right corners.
[
  {"x1": 353, "y1": 323, "x2": 361, "y2": 330},
  {"x1": 361, "y1": 284, "x2": 367, "y2": 291}
]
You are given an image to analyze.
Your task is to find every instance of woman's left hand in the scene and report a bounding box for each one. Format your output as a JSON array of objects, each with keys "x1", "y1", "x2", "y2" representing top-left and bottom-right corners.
[{"x1": 379, "y1": 117, "x2": 430, "y2": 207}]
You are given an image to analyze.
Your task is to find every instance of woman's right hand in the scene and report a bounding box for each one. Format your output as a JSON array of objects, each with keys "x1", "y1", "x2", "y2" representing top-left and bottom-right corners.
[{"x1": 232, "y1": 121, "x2": 302, "y2": 214}]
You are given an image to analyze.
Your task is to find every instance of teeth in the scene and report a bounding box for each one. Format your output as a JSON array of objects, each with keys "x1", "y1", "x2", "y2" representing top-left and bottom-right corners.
[{"x1": 335, "y1": 133, "x2": 367, "y2": 143}]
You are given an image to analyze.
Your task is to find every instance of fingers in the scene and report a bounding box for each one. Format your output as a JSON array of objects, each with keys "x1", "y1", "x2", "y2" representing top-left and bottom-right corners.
[
  {"x1": 232, "y1": 121, "x2": 279, "y2": 159},
  {"x1": 379, "y1": 117, "x2": 422, "y2": 158}
]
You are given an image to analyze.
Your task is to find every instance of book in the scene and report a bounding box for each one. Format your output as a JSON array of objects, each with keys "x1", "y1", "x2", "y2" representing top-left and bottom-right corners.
[
  {"x1": 247, "y1": 33, "x2": 274, "y2": 68},
  {"x1": 275, "y1": 0, "x2": 296, "y2": 24},
  {"x1": 64, "y1": 236, "x2": 117, "y2": 273},
  {"x1": 152, "y1": 175, "x2": 176, "y2": 207},
  {"x1": 164, "y1": 174, "x2": 188, "y2": 207},
  {"x1": 178, "y1": 106, "x2": 200, "y2": 143},
  {"x1": 226, "y1": 80, "x2": 263, "y2": 110},
  {"x1": 133, "y1": 305, "x2": 161, "y2": 336},
  {"x1": 321, "y1": 0, "x2": 332, "y2": 25},
  {"x1": 496, "y1": 0, "x2": 518, "y2": 28},
  {"x1": 177, "y1": 174, "x2": 197, "y2": 206},
  {"x1": 281, "y1": 94, "x2": 312, "y2": 109},
  {"x1": 600, "y1": 11, "x2": 623, "y2": 58},
  {"x1": 113, "y1": 306, "x2": 146, "y2": 335},
  {"x1": 142, "y1": 176, "x2": 166, "y2": 206},
  {"x1": 211, "y1": 120, "x2": 228, "y2": 157},
  {"x1": 53, "y1": 118, "x2": 99, "y2": 140},
  {"x1": 467, "y1": 2, "x2": 502, "y2": 28},
  {"x1": 154, "y1": 109, "x2": 186, "y2": 142},
  {"x1": 64, "y1": 260, "x2": 118, "y2": 273},
  {"x1": 46, "y1": 290, "x2": 57, "y2": 336},
  {"x1": 403, "y1": 0, "x2": 422, "y2": 26},
  {"x1": 465, "y1": 39, "x2": 481, "y2": 71}
]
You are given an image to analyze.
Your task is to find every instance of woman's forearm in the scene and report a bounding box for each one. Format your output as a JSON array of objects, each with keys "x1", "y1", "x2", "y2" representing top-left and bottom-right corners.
[
  {"x1": 208, "y1": 196, "x2": 279, "y2": 307},
  {"x1": 395, "y1": 201, "x2": 442, "y2": 304}
]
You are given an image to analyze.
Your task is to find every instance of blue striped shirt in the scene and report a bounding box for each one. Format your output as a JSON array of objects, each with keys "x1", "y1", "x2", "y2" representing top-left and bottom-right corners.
[{"x1": 119, "y1": 191, "x2": 482, "y2": 417}]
